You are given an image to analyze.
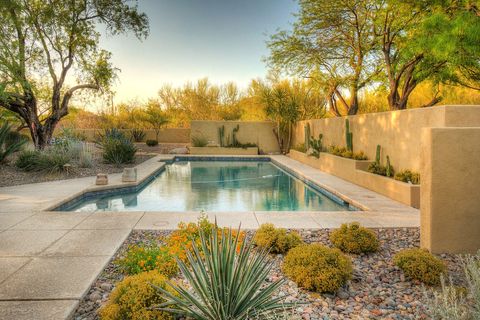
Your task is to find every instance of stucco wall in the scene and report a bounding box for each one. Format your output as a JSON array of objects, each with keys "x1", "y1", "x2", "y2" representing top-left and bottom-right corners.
[
  {"x1": 190, "y1": 121, "x2": 280, "y2": 154},
  {"x1": 293, "y1": 105, "x2": 480, "y2": 172},
  {"x1": 74, "y1": 128, "x2": 191, "y2": 143},
  {"x1": 420, "y1": 127, "x2": 480, "y2": 254}
]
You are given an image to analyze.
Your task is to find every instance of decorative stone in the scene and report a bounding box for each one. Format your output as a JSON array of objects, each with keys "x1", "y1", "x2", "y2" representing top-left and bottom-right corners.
[
  {"x1": 95, "y1": 173, "x2": 108, "y2": 185},
  {"x1": 122, "y1": 168, "x2": 137, "y2": 182},
  {"x1": 63, "y1": 163, "x2": 72, "y2": 173}
]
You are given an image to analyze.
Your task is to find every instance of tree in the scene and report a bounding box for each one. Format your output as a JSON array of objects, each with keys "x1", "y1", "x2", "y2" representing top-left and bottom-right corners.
[
  {"x1": 267, "y1": 0, "x2": 380, "y2": 116},
  {"x1": 142, "y1": 102, "x2": 169, "y2": 141},
  {"x1": 0, "y1": 0, "x2": 149, "y2": 149},
  {"x1": 374, "y1": 0, "x2": 480, "y2": 110}
]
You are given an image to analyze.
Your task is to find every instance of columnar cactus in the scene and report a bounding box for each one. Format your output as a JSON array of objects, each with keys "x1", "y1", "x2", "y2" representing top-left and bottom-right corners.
[
  {"x1": 305, "y1": 123, "x2": 311, "y2": 150},
  {"x1": 345, "y1": 119, "x2": 353, "y2": 151},
  {"x1": 375, "y1": 145, "x2": 381, "y2": 164}
]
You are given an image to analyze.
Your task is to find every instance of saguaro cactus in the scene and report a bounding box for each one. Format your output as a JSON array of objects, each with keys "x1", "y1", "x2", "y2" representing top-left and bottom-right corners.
[
  {"x1": 345, "y1": 119, "x2": 353, "y2": 151},
  {"x1": 218, "y1": 125, "x2": 225, "y2": 147},
  {"x1": 386, "y1": 155, "x2": 393, "y2": 177},
  {"x1": 304, "y1": 123, "x2": 311, "y2": 150},
  {"x1": 375, "y1": 145, "x2": 381, "y2": 164}
]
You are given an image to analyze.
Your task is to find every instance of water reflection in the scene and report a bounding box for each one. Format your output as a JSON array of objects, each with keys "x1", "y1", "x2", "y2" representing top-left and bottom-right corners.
[{"x1": 72, "y1": 161, "x2": 349, "y2": 212}]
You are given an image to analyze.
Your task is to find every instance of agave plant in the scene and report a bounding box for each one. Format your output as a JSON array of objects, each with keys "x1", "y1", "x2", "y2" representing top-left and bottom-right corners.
[
  {"x1": 0, "y1": 122, "x2": 27, "y2": 162},
  {"x1": 155, "y1": 227, "x2": 291, "y2": 319}
]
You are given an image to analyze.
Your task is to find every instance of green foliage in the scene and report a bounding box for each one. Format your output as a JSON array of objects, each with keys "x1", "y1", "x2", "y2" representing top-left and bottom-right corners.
[
  {"x1": 368, "y1": 149, "x2": 394, "y2": 177},
  {"x1": 386, "y1": 155, "x2": 393, "y2": 177},
  {"x1": 375, "y1": 145, "x2": 381, "y2": 164},
  {"x1": 101, "y1": 137, "x2": 137, "y2": 165},
  {"x1": 254, "y1": 223, "x2": 303, "y2": 254},
  {"x1": 0, "y1": 122, "x2": 27, "y2": 162},
  {"x1": 328, "y1": 145, "x2": 368, "y2": 160},
  {"x1": 191, "y1": 136, "x2": 208, "y2": 147},
  {"x1": 345, "y1": 119, "x2": 353, "y2": 151},
  {"x1": 130, "y1": 129, "x2": 146, "y2": 142},
  {"x1": 56, "y1": 127, "x2": 86, "y2": 141},
  {"x1": 395, "y1": 170, "x2": 420, "y2": 185},
  {"x1": 283, "y1": 244, "x2": 352, "y2": 293},
  {"x1": 142, "y1": 104, "x2": 169, "y2": 141},
  {"x1": 145, "y1": 139, "x2": 159, "y2": 147},
  {"x1": 99, "y1": 271, "x2": 174, "y2": 320},
  {"x1": 393, "y1": 248, "x2": 446, "y2": 285},
  {"x1": 156, "y1": 227, "x2": 289, "y2": 319},
  {"x1": 15, "y1": 149, "x2": 71, "y2": 173},
  {"x1": 218, "y1": 125, "x2": 225, "y2": 147},
  {"x1": 330, "y1": 222, "x2": 379, "y2": 254},
  {"x1": 116, "y1": 244, "x2": 178, "y2": 278},
  {"x1": 97, "y1": 128, "x2": 136, "y2": 164}
]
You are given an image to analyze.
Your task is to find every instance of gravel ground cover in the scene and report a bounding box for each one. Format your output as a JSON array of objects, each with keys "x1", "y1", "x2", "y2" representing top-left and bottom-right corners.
[
  {"x1": 73, "y1": 228, "x2": 464, "y2": 320},
  {"x1": 0, "y1": 154, "x2": 154, "y2": 187}
]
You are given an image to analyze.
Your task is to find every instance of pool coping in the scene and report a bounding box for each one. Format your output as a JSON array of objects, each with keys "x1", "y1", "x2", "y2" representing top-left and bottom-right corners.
[{"x1": 47, "y1": 155, "x2": 366, "y2": 212}]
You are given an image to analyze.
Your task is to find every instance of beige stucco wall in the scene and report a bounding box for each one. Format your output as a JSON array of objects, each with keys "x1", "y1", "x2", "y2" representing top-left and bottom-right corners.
[
  {"x1": 420, "y1": 127, "x2": 480, "y2": 254},
  {"x1": 190, "y1": 121, "x2": 280, "y2": 154},
  {"x1": 74, "y1": 128, "x2": 191, "y2": 143},
  {"x1": 293, "y1": 105, "x2": 480, "y2": 172}
]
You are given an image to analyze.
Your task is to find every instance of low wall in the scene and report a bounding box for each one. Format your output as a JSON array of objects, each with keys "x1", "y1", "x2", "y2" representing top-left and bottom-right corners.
[
  {"x1": 190, "y1": 121, "x2": 280, "y2": 154},
  {"x1": 288, "y1": 150, "x2": 420, "y2": 208},
  {"x1": 74, "y1": 128, "x2": 191, "y2": 143},
  {"x1": 189, "y1": 147, "x2": 259, "y2": 155},
  {"x1": 421, "y1": 127, "x2": 480, "y2": 254},
  {"x1": 293, "y1": 105, "x2": 480, "y2": 172}
]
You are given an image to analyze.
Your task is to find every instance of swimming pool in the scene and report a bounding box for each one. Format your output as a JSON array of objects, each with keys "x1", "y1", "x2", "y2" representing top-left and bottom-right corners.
[{"x1": 59, "y1": 160, "x2": 356, "y2": 212}]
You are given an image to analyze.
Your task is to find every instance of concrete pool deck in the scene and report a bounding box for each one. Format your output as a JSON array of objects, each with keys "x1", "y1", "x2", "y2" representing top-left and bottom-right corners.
[{"x1": 0, "y1": 155, "x2": 419, "y2": 319}]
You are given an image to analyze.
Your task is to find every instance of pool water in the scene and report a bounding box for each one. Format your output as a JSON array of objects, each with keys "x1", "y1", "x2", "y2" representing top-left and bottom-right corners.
[{"x1": 67, "y1": 161, "x2": 353, "y2": 212}]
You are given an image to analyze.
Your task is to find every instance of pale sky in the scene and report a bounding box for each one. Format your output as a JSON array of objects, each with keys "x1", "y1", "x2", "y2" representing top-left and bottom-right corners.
[{"x1": 97, "y1": 0, "x2": 298, "y2": 107}]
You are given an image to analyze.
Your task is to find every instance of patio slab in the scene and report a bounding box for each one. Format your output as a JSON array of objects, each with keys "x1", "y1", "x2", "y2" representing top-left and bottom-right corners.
[
  {"x1": 0, "y1": 230, "x2": 67, "y2": 256},
  {"x1": 0, "y1": 257, "x2": 31, "y2": 284},
  {"x1": 41, "y1": 229, "x2": 131, "y2": 257},
  {"x1": 255, "y1": 211, "x2": 321, "y2": 229},
  {"x1": 0, "y1": 300, "x2": 78, "y2": 320},
  {"x1": 0, "y1": 256, "x2": 110, "y2": 300},
  {"x1": 0, "y1": 212, "x2": 35, "y2": 230},
  {"x1": 11, "y1": 212, "x2": 91, "y2": 230},
  {"x1": 134, "y1": 211, "x2": 203, "y2": 230},
  {"x1": 74, "y1": 211, "x2": 144, "y2": 230}
]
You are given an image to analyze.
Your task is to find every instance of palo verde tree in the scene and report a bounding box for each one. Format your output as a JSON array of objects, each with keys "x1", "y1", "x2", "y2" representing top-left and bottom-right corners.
[
  {"x1": 267, "y1": 0, "x2": 380, "y2": 116},
  {"x1": 0, "y1": 0, "x2": 149, "y2": 149}
]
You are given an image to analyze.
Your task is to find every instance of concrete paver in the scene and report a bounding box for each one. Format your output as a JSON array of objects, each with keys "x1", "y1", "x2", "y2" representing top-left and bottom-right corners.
[
  {"x1": 0, "y1": 257, "x2": 31, "y2": 284},
  {"x1": 0, "y1": 230, "x2": 67, "y2": 256},
  {"x1": 0, "y1": 300, "x2": 78, "y2": 320}
]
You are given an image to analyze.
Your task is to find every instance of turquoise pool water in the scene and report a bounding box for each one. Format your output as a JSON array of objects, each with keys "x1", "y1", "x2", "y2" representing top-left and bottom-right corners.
[{"x1": 66, "y1": 161, "x2": 353, "y2": 212}]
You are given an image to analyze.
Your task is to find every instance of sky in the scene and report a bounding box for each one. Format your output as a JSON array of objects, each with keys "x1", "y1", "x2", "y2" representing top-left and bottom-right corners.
[{"x1": 98, "y1": 0, "x2": 298, "y2": 106}]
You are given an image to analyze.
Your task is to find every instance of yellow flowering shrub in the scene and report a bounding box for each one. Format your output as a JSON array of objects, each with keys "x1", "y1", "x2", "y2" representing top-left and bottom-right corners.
[
  {"x1": 99, "y1": 271, "x2": 175, "y2": 320},
  {"x1": 393, "y1": 248, "x2": 446, "y2": 285},
  {"x1": 253, "y1": 223, "x2": 303, "y2": 254},
  {"x1": 116, "y1": 244, "x2": 177, "y2": 278},
  {"x1": 165, "y1": 214, "x2": 245, "y2": 262},
  {"x1": 283, "y1": 244, "x2": 353, "y2": 293},
  {"x1": 329, "y1": 222, "x2": 379, "y2": 254}
]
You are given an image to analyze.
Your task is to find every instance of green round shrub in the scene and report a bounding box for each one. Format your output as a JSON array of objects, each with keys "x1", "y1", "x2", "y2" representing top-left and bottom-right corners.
[
  {"x1": 330, "y1": 222, "x2": 379, "y2": 254},
  {"x1": 283, "y1": 244, "x2": 352, "y2": 293},
  {"x1": 253, "y1": 223, "x2": 303, "y2": 254},
  {"x1": 393, "y1": 248, "x2": 446, "y2": 285},
  {"x1": 99, "y1": 270, "x2": 175, "y2": 320},
  {"x1": 146, "y1": 139, "x2": 159, "y2": 147}
]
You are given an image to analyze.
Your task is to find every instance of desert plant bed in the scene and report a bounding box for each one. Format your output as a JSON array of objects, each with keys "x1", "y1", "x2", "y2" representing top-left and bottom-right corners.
[
  {"x1": 0, "y1": 154, "x2": 154, "y2": 187},
  {"x1": 73, "y1": 227, "x2": 466, "y2": 320}
]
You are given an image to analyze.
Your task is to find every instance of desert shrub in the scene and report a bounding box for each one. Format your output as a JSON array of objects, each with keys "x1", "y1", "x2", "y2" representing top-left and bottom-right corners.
[
  {"x1": 156, "y1": 228, "x2": 289, "y2": 319},
  {"x1": 254, "y1": 223, "x2": 303, "y2": 254},
  {"x1": 15, "y1": 149, "x2": 71, "y2": 173},
  {"x1": 328, "y1": 145, "x2": 368, "y2": 160},
  {"x1": 165, "y1": 213, "x2": 244, "y2": 263},
  {"x1": 100, "y1": 137, "x2": 137, "y2": 165},
  {"x1": 116, "y1": 244, "x2": 178, "y2": 278},
  {"x1": 291, "y1": 143, "x2": 306, "y2": 153},
  {"x1": 78, "y1": 147, "x2": 94, "y2": 168},
  {"x1": 146, "y1": 139, "x2": 158, "y2": 147},
  {"x1": 191, "y1": 135, "x2": 208, "y2": 147},
  {"x1": 130, "y1": 128, "x2": 146, "y2": 142},
  {"x1": 99, "y1": 271, "x2": 174, "y2": 320},
  {"x1": 1, "y1": 122, "x2": 28, "y2": 162},
  {"x1": 394, "y1": 248, "x2": 446, "y2": 285},
  {"x1": 56, "y1": 127, "x2": 86, "y2": 141},
  {"x1": 5, "y1": 130, "x2": 28, "y2": 150},
  {"x1": 330, "y1": 222, "x2": 379, "y2": 254},
  {"x1": 97, "y1": 128, "x2": 127, "y2": 141},
  {"x1": 283, "y1": 244, "x2": 353, "y2": 293},
  {"x1": 394, "y1": 170, "x2": 420, "y2": 184}
]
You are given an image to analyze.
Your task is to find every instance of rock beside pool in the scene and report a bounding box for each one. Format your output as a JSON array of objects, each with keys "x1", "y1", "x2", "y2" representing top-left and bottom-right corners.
[{"x1": 169, "y1": 147, "x2": 189, "y2": 154}]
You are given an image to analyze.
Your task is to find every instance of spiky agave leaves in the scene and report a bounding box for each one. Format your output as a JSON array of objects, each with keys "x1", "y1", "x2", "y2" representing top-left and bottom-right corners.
[{"x1": 155, "y1": 226, "x2": 291, "y2": 320}]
